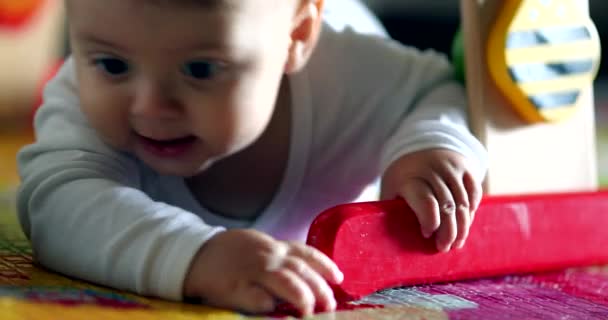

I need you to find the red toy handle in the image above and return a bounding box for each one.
[306,190,608,301]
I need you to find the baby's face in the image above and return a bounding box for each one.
[67,0,296,176]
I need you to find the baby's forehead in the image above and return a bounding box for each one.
[66,0,298,50]
[66,0,297,14]
[65,0,233,10]
[148,0,301,11]
[143,0,234,9]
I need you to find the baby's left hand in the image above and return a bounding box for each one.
[381,149,482,252]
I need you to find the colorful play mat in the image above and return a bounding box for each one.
[1,186,608,320]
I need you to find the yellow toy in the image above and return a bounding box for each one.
[487,0,601,123]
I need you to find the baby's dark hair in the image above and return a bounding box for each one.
[146,0,231,9]
[65,0,230,11]
[148,0,301,9]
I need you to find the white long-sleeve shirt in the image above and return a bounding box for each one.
[17,0,487,302]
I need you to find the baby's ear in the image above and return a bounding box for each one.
[284,0,324,74]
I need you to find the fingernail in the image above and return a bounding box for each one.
[437,241,449,253]
[336,270,344,283]
[328,298,337,310]
[454,240,465,250]
[305,306,314,316]
[422,231,432,238]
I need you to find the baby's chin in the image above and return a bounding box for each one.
[195,158,219,174]
[136,155,213,177]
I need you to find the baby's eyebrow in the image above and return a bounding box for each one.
[74,31,232,55]
[146,0,235,10]
[74,33,130,52]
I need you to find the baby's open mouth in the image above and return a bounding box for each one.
[138,135,197,157]
[141,135,197,146]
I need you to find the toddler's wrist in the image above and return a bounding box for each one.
[182,231,224,298]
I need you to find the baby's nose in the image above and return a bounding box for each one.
[131,80,181,119]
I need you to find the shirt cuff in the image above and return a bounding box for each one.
[153,224,226,301]
[380,120,488,183]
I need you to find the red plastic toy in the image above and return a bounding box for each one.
[306,190,608,301]
[0,0,45,29]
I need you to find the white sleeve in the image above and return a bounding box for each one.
[348,31,487,181]
[307,27,488,186]
[16,58,224,301]
[377,52,489,183]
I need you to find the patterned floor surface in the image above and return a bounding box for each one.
[2,188,608,320]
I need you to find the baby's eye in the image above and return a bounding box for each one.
[181,61,221,80]
[93,57,130,76]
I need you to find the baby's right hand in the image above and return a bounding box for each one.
[183,229,344,316]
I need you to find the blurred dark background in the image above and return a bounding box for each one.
[363,0,607,77]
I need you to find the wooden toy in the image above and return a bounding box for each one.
[307,191,608,301]
[461,0,600,195]
[487,0,601,123]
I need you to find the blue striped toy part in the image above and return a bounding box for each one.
[487,0,601,123]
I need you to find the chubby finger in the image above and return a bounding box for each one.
[283,256,336,312]
[441,171,472,249]
[203,283,275,314]
[427,172,457,216]
[400,178,440,238]
[434,207,457,252]
[441,167,470,212]
[230,285,276,314]
[288,243,344,285]
[463,171,482,220]
[426,173,461,251]
[452,202,471,250]
[261,268,315,316]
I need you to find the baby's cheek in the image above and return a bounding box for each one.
[81,103,131,150]
[212,110,266,154]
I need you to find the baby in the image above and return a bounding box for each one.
[17,0,487,316]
